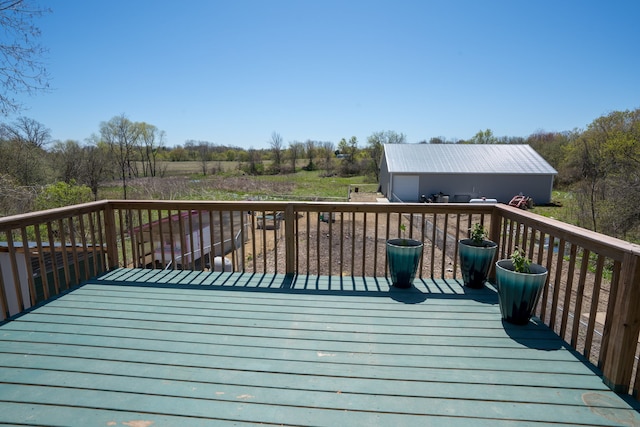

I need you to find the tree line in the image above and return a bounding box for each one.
[0,109,639,241]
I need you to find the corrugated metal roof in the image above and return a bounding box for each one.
[383,144,557,175]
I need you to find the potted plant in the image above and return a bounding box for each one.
[386,224,423,289]
[495,248,549,325]
[458,223,498,288]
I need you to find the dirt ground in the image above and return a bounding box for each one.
[242,190,459,279]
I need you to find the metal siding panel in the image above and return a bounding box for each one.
[382,144,557,175]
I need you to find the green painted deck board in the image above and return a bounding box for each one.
[0,330,589,375]
[1,342,604,391]
[4,318,577,360]
[0,358,610,406]
[19,305,550,338]
[1,268,639,426]
[10,313,563,352]
[0,372,634,426]
[0,403,599,427]
[39,294,504,319]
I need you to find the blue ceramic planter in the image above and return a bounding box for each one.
[386,238,423,288]
[458,239,497,288]
[495,259,548,325]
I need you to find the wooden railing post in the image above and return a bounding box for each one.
[103,203,120,269]
[602,250,640,393]
[488,206,503,281]
[0,258,8,320]
[284,204,296,275]
[489,206,502,249]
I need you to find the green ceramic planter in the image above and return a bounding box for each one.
[386,238,423,289]
[458,239,498,288]
[495,259,548,325]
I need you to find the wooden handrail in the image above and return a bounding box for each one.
[495,204,640,261]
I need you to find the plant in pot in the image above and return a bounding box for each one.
[458,223,498,288]
[386,224,423,289]
[495,248,549,325]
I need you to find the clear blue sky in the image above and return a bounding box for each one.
[9,0,640,149]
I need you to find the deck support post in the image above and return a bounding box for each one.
[284,204,295,276]
[104,203,119,269]
[3,233,23,315]
[488,207,502,282]
[602,251,640,394]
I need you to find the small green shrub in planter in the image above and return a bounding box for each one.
[510,247,531,273]
[495,248,548,325]
[470,223,488,246]
[386,224,423,289]
[458,223,497,288]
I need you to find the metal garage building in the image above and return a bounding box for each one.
[379,144,557,204]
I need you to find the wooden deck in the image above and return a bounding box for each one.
[1,268,639,426]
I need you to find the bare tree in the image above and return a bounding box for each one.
[305,139,316,170]
[197,141,213,175]
[51,139,84,183]
[0,116,50,184]
[1,115,50,147]
[138,123,165,177]
[270,132,283,173]
[246,147,262,175]
[288,141,304,172]
[319,141,335,175]
[100,114,141,199]
[0,0,51,115]
[82,136,111,201]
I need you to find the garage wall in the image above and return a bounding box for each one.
[416,174,554,204]
[382,170,555,204]
[379,156,390,197]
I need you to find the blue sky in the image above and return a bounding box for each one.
[8,0,640,148]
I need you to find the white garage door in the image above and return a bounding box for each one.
[392,175,419,202]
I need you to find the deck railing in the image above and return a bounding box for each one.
[1,200,640,397]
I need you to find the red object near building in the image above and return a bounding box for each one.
[509,195,532,209]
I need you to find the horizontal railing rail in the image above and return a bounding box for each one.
[1,199,639,398]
